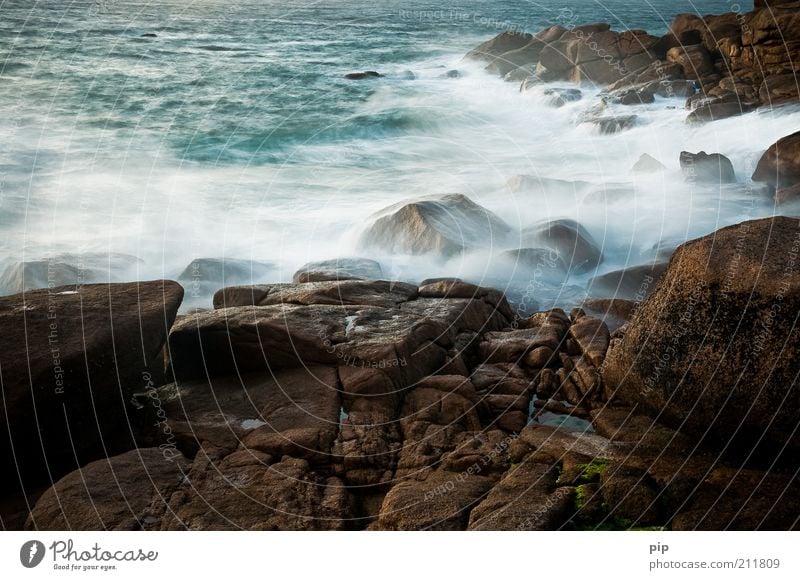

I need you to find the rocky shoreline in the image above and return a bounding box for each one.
[2,5,800,531]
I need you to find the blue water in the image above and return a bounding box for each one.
[3,0,794,307]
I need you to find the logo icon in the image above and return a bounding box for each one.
[20,540,45,568]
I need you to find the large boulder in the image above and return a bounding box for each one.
[177,257,275,288]
[26,448,189,530]
[358,194,512,257]
[521,219,603,274]
[603,217,800,460]
[0,281,184,493]
[752,131,800,191]
[464,31,535,63]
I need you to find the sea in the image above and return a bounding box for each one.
[1,0,798,309]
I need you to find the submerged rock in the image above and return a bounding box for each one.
[542,87,582,107]
[177,257,275,287]
[587,261,668,300]
[632,153,667,173]
[292,257,383,283]
[344,71,383,80]
[358,193,512,257]
[679,150,737,183]
[521,219,603,274]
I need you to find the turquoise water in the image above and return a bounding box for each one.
[3,0,794,305]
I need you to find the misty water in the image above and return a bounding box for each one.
[2,0,798,310]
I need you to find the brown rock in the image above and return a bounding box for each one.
[26,448,189,530]
[603,217,800,459]
[0,281,183,492]
[752,130,800,190]
[587,261,668,300]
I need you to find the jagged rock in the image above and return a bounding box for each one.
[586,114,638,134]
[464,31,535,63]
[603,217,800,460]
[679,150,737,183]
[666,44,715,80]
[358,194,512,257]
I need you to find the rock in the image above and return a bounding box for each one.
[752,131,800,190]
[464,31,535,63]
[468,462,574,530]
[213,279,418,309]
[496,248,569,283]
[162,452,350,530]
[686,99,753,123]
[26,448,189,530]
[679,151,737,183]
[140,32,157,38]
[485,40,546,77]
[373,470,495,530]
[614,87,655,105]
[666,44,715,80]
[587,261,668,300]
[292,257,383,283]
[603,217,800,460]
[581,298,636,332]
[521,219,603,274]
[542,87,582,107]
[568,316,610,367]
[759,73,800,106]
[0,281,183,494]
[440,69,462,79]
[632,153,667,173]
[776,183,800,205]
[177,257,275,288]
[358,194,512,257]
[344,71,382,80]
[586,114,638,134]
[172,281,509,381]
[0,253,141,295]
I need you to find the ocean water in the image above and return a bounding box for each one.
[1,0,797,308]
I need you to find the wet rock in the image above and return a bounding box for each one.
[177,257,275,288]
[752,130,800,190]
[632,153,667,173]
[344,71,383,80]
[542,87,582,107]
[292,257,383,283]
[213,279,418,309]
[679,150,737,183]
[0,253,141,295]
[587,261,668,300]
[521,219,603,274]
[569,316,610,368]
[358,194,512,257]
[666,44,715,80]
[587,114,638,134]
[496,248,568,283]
[464,31,535,63]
